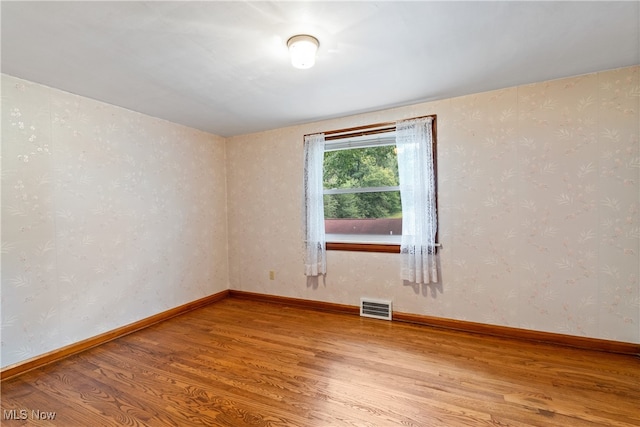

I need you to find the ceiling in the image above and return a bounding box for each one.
[2,1,639,137]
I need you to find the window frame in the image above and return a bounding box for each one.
[311,115,438,253]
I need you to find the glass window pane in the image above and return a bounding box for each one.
[324,191,402,235]
[323,145,398,190]
[325,217,402,236]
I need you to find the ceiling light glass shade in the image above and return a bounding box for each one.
[287,35,319,69]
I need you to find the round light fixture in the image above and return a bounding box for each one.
[287,34,319,69]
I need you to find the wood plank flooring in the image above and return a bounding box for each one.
[1,297,639,426]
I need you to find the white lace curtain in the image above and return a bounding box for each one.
[303,133,326,276]
[396,117,438,284]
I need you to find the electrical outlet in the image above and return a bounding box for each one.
[269,270,275,280]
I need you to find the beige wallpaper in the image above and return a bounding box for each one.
[1,74,229,368]
[226,66,640,344]
[2,66,638,371]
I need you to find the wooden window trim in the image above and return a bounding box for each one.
[309,114,437,254]
[305,114,436,141]
[326,242,400,253]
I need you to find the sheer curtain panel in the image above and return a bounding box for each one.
[396,117,438,284]
[303,133,327,276]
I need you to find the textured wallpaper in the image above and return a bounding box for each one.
[1,75,229,368]
[227,66,639,344]
[2,66,638,371]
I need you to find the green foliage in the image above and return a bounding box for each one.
[323,146,401,219]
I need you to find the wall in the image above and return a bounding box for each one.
[1,74,229,368]
[2,66,638,370]
[226,66,640,344]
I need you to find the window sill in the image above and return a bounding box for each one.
[326,242,400,253]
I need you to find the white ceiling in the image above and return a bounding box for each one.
[2,1,639,137]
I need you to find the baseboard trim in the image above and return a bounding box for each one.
[393,312,640,356]
[230,290,640,356]
[229,290,360,315]
[1,290,229,381]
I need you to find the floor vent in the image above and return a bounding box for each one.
[360,298,392,321]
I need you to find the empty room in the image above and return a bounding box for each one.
[1,1,639,426]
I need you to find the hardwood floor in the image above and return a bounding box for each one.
[1,298,639,426]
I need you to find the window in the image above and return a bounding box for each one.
[323,131,402,247]
[318,116,438,253]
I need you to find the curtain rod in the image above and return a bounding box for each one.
[305,114,436,141]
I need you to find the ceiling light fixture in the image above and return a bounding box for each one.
[287,34,319,69]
